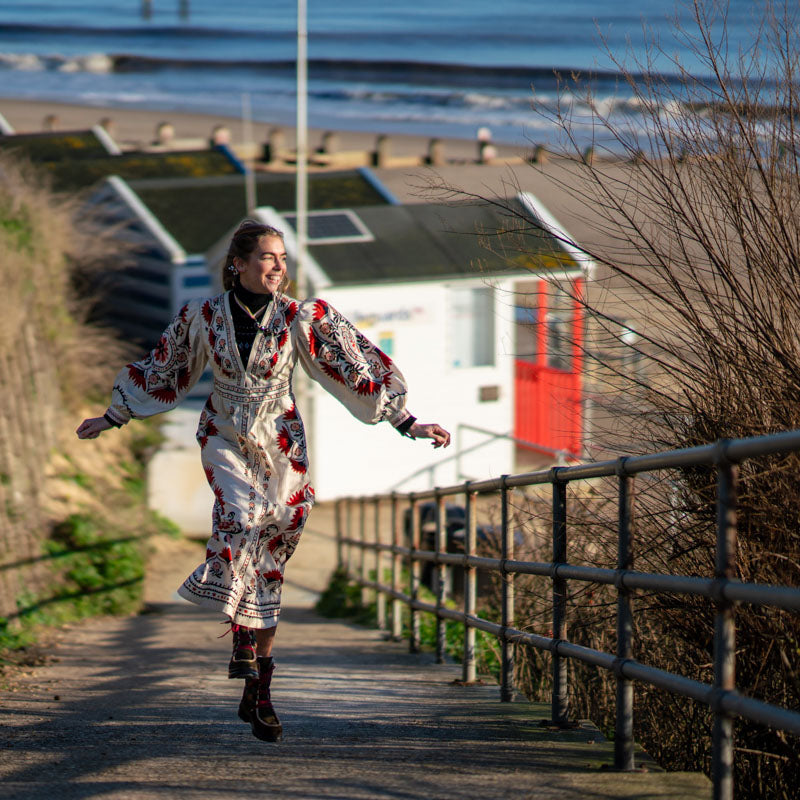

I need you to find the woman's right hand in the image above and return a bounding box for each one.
[76,416,113,440]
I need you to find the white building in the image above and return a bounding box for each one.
[245,199,584,499]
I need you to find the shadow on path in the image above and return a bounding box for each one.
[0,573,710,799]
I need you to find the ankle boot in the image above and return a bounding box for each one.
[250,655,282,742]
[238,677,257,723]
[228,624,258,679]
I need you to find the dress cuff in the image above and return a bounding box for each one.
[103,410,125,428]
[394,414,417,438]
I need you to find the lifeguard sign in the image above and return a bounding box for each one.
[515,277,584,459]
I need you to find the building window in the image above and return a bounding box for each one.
[546,313,571,370]
[546,287,573,371]
[451,287,495,368]
[515,305,538,362]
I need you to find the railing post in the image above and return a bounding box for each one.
[552,470,569,724]
[409,494,421,653]
[335,498,343,570]
[463,486,477,683]
[375,497,386,631]
[501,477,515,701]
[435,490,447,663]
[615,459,635,770]
[359,497,368,607]
[391,493,402,640]
[712,452,738,800]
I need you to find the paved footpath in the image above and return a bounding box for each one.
[0,518,710,800]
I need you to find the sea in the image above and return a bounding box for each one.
[0,0,770,149]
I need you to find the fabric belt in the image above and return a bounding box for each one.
[213,378,292,404]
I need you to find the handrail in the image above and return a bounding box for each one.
[335,428,800,800]
[390,421,579,491]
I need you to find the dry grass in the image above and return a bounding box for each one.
[0,153,153,641]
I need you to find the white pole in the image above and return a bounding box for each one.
[242,92,256,214]
[295,0,311,447]
[296,0,308,300]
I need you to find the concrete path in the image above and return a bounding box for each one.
[0,519,710,800]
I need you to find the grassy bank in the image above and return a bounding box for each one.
[0,154,176,672]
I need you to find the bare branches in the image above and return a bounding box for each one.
[431,2,800,793]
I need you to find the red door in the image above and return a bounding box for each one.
[514,278,583,458]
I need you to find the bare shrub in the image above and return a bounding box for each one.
[425,2,800,795]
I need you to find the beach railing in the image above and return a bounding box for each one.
[335,430,800,800]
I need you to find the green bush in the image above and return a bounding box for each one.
[315,567,501,680]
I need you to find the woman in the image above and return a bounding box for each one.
[76,220,451,743]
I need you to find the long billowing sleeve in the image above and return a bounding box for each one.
[105,300,209,425]
[295,298,410,427]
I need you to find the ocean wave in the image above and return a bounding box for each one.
[311,86,532,112]
[0,48,643,90]
[0,52,113,73]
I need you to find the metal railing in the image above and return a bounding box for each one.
[335,430,800,800]
[390,422,578,491]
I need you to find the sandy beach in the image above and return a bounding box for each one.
[0,96,527,163]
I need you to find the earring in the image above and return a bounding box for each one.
[227,263,236,273]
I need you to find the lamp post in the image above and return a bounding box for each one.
[296,0,308,300]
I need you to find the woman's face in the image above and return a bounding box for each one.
[236,235,287,295]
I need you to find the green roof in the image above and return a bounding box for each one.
[50,150,238,191]
[306,202,579,284]
[0,130,110,162]
[129,171,389,253]
[0,130,241,190]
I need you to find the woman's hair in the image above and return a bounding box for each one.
[221,219,286,291]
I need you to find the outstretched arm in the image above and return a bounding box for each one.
[406,422,451,448]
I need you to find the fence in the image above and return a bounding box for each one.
[335,430,800,800]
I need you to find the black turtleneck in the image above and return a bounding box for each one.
[231,283,273,367]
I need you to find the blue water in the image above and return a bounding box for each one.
[0,0,769,146]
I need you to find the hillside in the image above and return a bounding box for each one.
[0,155,176,668]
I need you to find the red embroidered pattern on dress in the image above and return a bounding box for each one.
[306,299,395,397]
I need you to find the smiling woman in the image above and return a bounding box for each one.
[74,218,451,742]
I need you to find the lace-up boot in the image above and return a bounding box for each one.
[250,655,282,742]
[238,677,258,723]
[228,624,258,679]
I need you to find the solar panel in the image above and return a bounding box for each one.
[283,210,373,244]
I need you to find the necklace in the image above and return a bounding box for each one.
[233,293,271,335]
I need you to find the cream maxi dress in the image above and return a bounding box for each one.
[105,291,410,628]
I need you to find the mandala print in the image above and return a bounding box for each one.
[307,299,395,396]
[122,304,193,405]
[196,397,219,449]
[203,298,235,377]
[276,403,308,473]
[258,569,284,595]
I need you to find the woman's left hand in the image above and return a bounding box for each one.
[407,422,451,448]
